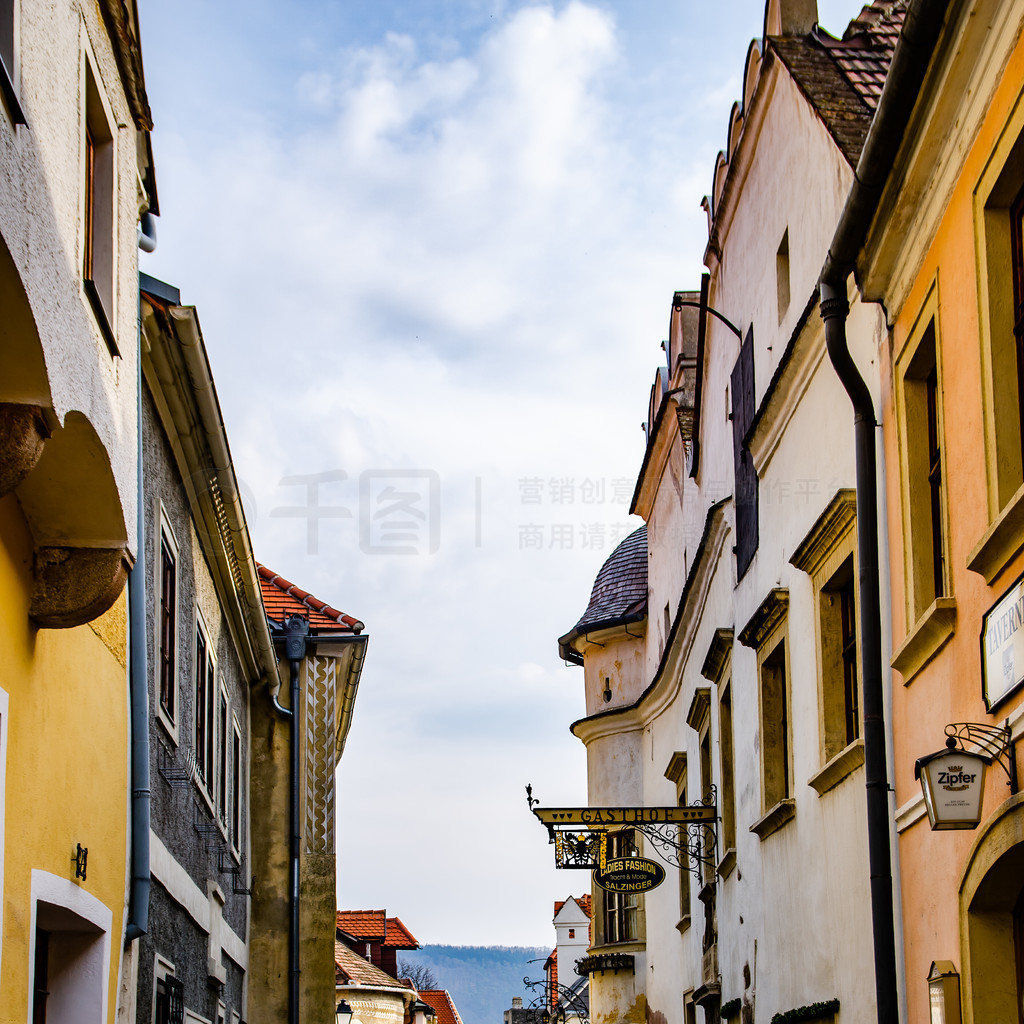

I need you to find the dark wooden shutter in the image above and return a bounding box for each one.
[731,327,758,578]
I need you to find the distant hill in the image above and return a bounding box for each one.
[399,945,550,1024]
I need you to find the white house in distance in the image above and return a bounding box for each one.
[557,2,901,1023]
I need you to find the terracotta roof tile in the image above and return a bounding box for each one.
[554,895,592,920]
[384,916,420,949]
[419,991,465,1024]
[258,564,364,633]
[337,910,386,941]
[335,941,407,989]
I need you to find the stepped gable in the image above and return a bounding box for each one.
[258,564,364,633]
[770,0,908,167]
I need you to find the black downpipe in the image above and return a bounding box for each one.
[283,615,309,1024]
[818,2,950,1022]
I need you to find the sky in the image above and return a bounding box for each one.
[137,0,870,947]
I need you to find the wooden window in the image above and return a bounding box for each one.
[194,623,216,793]
[158,534,176,724]
[82,61,117,354]
[761,639,790,807]
[0,0,13,81]
[603,830,638,943]
[731,327,758,578]
[902,319,948,618]
[217,687,228,825]
[718,681,736,853]
[819,555,861,758]
[776,229,790,323]
[677,774,691,926]
[155,958,183,1024]
[231,719,242,855]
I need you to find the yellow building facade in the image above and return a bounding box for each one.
[0,1,154,1020]
[849,3,1024,1020]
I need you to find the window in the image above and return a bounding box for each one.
[231,718,242,855]
[740,589,794,839]
[664,752,690,929]
[217,686,228,826]
[603,830,638,944]
[732,327,758,578]
[156,514,179,737]
[194,622,216,794]
[154,957,183,1024]
[971,109,1024,581]
[791,490,866,791]
[33,927,48,1024]
[701,629,736,865]
[0,0,24,126]
[82,60,117,354]
[776,229,790,323]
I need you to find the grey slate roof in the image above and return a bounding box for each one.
[770,0,907,167]
[558,525,648,664]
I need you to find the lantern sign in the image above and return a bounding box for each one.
[915,739,990,831]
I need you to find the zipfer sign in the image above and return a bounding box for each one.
[595,856,666,893]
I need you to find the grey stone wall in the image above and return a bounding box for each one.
[137,380,253,1019]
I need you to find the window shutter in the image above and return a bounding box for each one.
[731,327,758,577]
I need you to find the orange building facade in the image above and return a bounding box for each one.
[853,4,1024,1020]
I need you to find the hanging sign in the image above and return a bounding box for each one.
[915,744,989,831]
[981,572,1024,709]
[594,856,665,893]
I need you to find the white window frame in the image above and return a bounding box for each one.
[152,953,175,1024]
[230,714,243,860]
[217,681,229,834]
[193,613,217,813]
[155,506,180,743]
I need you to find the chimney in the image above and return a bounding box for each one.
[764,0,818,36]
[512,998,523,1008]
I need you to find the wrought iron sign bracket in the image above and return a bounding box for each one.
[945,721,1018,794]
[525,785,719,879]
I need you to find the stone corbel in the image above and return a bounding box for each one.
[30,545,132,629]
[0,403,49,497]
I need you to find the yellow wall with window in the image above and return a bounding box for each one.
[0,493,128,1024]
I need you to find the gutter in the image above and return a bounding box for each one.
[167,306,281,696]
[125,276,151,942]
[817,3,951,1022]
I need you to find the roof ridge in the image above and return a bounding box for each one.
[258,563,365,632]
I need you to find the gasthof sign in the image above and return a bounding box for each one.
[981,572,1024,709]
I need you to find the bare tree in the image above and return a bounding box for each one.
[399,959,439,991]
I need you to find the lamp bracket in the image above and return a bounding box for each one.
[945,721,1018,794]
[523,975,590,1024]
[525,785,718,879]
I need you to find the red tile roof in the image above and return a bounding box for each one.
[336,910,419,949]
[385,916,420,949]
[337,910,386,941]
[419,991,465,1024]
[258,564,364,633]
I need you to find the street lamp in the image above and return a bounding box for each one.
[336,1000,354,1024]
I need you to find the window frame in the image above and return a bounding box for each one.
[790,491,867,794]
[81,53,118,356]
[193,615,217,809]
[740,589,795,840]
[155,507,179,743]
[0,0,24,126]
[664,752,691,932]
[230,715,242,859]
[971,91,1024,581]
[602,829,639,945]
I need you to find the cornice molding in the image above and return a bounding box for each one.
[790,489,857,575]
[700,628,734,682]
[738,588,789,649]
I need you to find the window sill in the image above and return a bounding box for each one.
[83,277,119,357]
[808,738,864,796]
[156,707,179,747]
[890,597,956,682]
[717,848,737,880]
[749,798,795,840]
[676,914,691,934]
[968,480,1024,584]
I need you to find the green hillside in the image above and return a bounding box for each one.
[399,945,551,1024]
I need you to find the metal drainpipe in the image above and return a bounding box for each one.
[283,614,309,1024]
[818,2,949,1020]
[126,255,154,942]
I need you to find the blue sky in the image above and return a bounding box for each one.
[138,0,869,946]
